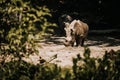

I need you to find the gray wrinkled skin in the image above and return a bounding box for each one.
[64,20,89,47]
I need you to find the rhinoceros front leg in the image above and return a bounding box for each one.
[75,35,80,47]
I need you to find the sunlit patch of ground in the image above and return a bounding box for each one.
[23,35,120,67]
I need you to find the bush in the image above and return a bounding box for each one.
[72,48,120,80]
[0,48,120,80]
[0,0,56,61]
[0,60,62,80]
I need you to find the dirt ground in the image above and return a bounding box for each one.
[24,35,120,68]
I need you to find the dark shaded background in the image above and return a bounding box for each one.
[34,0,120,34]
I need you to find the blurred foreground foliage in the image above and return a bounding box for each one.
[0,0,56,60]
[0,48,120,80]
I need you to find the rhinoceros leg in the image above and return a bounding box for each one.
[75,35,80,47]
[81,38,85,46]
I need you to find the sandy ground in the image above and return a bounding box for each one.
[24,35,120,68]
